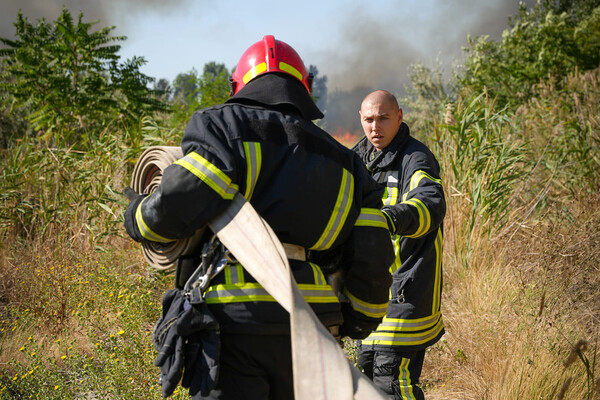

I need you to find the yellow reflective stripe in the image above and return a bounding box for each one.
[135,197,173,243]
[409,170,441,191]
[402,198,430,238]
[243,142,261,201]
[174,152,239,200]
[204,282,339,304]
[242,62,267,84]
[399,357,417,399]
[354,208,388,229]
[377,312,442,332]
[310,169,354,250]
[343,288,388,318]
[224,264,244,285]
[389,234,402,274]
[309,262,326,286]
[361,317,444,346]
[383,186,399,206]
[279,61,303,81]
[432,229,443,313]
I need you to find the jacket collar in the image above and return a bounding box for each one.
[354,122,411,172]
[226,73,324,120]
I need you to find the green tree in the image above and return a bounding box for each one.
[197,61,230,106]
[309,64,328,111]
[172,69,199,105]
[0,7,167,147]
[458,1,600,109]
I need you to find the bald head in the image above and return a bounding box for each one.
[361,90,399,112]
[359,90,403,151]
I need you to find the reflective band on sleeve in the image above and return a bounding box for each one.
[204,282,339,304]
[243,142,262,201]
[243,62,267,84]
[354,208,388,229]
[343,288,389,319]
[278,62,303,81]
[409,170,441,191]
[135,197,174,243]
[174,152,239,200]
[402,198,431,238]
[310,169,354,250]
[361,315,444,346]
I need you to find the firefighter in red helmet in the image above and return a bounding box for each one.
[124,35,394,399]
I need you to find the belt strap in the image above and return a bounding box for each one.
[282,243,306,261]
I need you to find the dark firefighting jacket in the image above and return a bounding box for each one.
[353,122,446,351]
[128,74,394,337]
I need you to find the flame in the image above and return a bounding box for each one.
[331,127,361,148]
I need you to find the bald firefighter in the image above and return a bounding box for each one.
[124,36,394,399]
[353,90,446,400]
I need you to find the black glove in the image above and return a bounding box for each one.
[153,289,187,397]
[339,303,380,340]
[178,301,220,398]
[381,207,397,234]
[123,187,147,242]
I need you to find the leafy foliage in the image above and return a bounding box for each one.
[0,7,167,148]
[458,1,600,108]
[169,62,230,130]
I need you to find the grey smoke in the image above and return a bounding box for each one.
[1,0,192,40]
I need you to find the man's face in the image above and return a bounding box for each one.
[359,98,403,151]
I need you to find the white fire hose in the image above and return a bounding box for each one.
[131,146,386,399]
[130,146,204,271]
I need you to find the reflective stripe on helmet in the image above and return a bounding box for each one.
[279,61,303,82]
[242,62,267,84]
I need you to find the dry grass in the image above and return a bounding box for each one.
[421,189,599,400]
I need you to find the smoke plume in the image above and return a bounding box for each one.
[1,0,191,40]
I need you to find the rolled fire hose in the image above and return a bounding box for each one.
[131,146,204,271]
[132,146,386,399]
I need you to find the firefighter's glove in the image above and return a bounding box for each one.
[381,207,397,234]
[123,187,147,242]
[339,303,380,340]
[153,289,186,397]
[177,301,220,398]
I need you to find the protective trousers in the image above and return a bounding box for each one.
[195,333,294,400]
[357,343,426,400]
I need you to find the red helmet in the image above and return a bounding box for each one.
[230,35,313,95]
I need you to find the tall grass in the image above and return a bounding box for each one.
[421,68,600,399]
[1,68,599,398]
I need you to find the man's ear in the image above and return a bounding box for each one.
[398,108,403,124]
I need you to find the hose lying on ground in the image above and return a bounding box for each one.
[130,146,204,271]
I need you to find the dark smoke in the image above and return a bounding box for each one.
[319,0,537,136]
[0,0,191,40]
